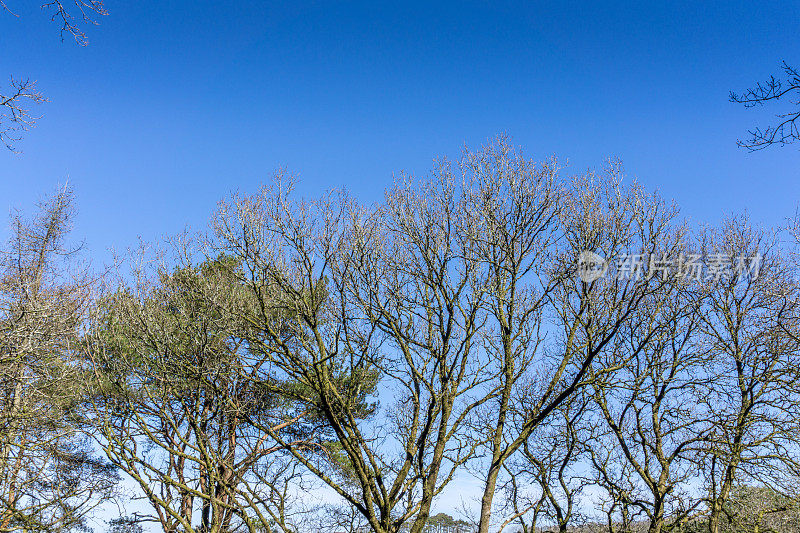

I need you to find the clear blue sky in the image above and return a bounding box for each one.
[2,1,799,261]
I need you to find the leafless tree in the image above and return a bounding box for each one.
[0,185,117,531]
[695,217,800,533]
[211,169,496,533]
[588,276,710,533]
[472,155,688,533]
[208,139,702,533]
[579,216,800,533]
[457,139,564,533]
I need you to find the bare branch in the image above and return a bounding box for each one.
[40,0,108,45]
[731,61,800,151]
[0,78,46,153]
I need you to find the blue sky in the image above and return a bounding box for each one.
[1,1,799,262]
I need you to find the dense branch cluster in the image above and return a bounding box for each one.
[2,139,800,533]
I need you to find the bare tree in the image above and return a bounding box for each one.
[588,277,710,533]
[211,170,496,533]
[208,140,699,533]
[457,139,564,533]
[0,186,117,531]
[473,157,687,533]
[580,216,800,533]
[696,217,800,533]
[731,61,800,150]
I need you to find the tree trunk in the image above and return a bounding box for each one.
[477,460,502,533]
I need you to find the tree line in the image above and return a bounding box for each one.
[2,138,800,533]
